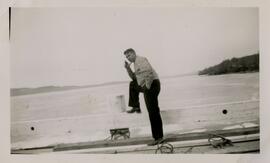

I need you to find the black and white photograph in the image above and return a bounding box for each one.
[9,7,259,154]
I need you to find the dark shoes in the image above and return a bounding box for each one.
[127,107,141,113]
[147,138,165,146]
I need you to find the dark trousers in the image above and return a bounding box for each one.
[129,79,164,140]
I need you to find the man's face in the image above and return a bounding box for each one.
[125,52,136,63]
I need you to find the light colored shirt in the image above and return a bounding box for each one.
[134,55,159,89]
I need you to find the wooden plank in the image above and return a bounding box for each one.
[53,126,259,152]
[113,140,259,154]
[55,133,259,154]
[66,140,259,154]
[11,132,259,154]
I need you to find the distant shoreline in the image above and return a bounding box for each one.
[10,72,259,97]
[10,72,197,96]
[10,81,129,97]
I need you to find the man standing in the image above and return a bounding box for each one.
[123,48,164,146]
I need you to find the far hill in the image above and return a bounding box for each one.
[10,81,128,97]
[199,53,259,75]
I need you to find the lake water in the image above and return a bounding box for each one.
[11,73,259,122]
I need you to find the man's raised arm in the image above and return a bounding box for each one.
[125,61,136,80]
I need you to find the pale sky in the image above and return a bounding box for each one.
[10,7,259,88]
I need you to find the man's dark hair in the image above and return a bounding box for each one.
[124,48,136,55]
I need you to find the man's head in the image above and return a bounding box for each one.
[124,48,136,63]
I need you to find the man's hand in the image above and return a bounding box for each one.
[145,83,151,90]
[124,61,130,69]
[124,61,136,80]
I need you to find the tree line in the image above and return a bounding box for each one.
[199,53,259,75]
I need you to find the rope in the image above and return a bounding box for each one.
[207,133,233,148]
[155,141,174,154]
